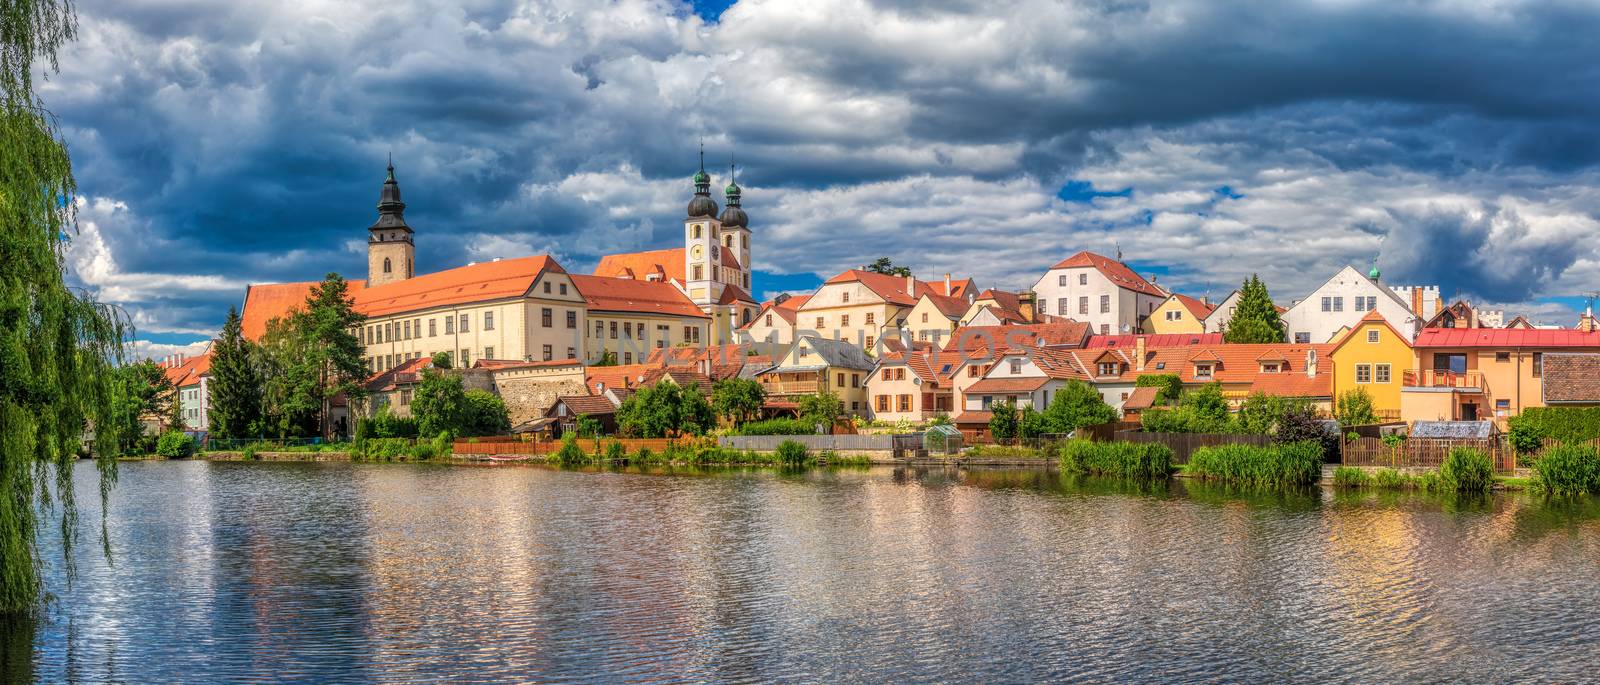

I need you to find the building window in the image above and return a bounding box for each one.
[560,283,568,295]
[842,292,850,304]
[865,313,875,325]
[540,308,552,328]
[1098,362,1119,376]
[429,319,437,337]
[1058,299,1068,315]
[815,316,825,329]
[400,390,412,406]
[865,335,875,350]
[851,374,860,388]
[1366,297,1376,311]
[691,224,702,239]
[1100,294,1110,313]
[837,373,845,388]
[1356,364,1372,383]
[1261,363,1280,373]
[1195,364,1213,379]
[1533,352,1543,377]
[623,322,633,339]
[692,265,704,280]
[1496,351,1510,362]
[543,282,551,294]
[1100,324,1109,335]
[1368,330,1380,343]
[1078,297,1089,315]
[1376,364,1391,383]
[594,321,604,338]
[1332,297,1344,312]
[877,395,889,412]
[459,349,470,366]
[1079,274,1088,286]
[1058,275,1067,287]
[1355,297,1365,312]
[1321,296,1331,312]
[459,314,469,332]
[567,311,577,329]
[609,321,618,339]
[765,314,773,326]
[484,346,495,360]
[1294,332,1310,344]
[383,257,392,274]
[1010,359,1022,374]
[486,312,495,331]
[542,345,552,361]
[567,347,577,359]
[898,394,911,412]
[921,312,929,323]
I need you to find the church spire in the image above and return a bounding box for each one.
[686,142,718,217]
[369,158,410,233]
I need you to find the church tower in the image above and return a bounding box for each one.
[367,159,414,288]
[718,161,752,293]
[683,147,722,307]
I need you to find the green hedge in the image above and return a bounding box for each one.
[1533,444,1600,496]
[736,418,819,436]
[155,431,195,459]
[1058,440,1172,479]
[1188,441,1323,486]
[1508,407,1600,453]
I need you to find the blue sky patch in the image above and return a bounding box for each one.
[1057,180,1132,204]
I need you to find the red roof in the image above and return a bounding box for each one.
[584,363,662,395]
[1146,343,1335,397]
[1083,333,1223,349]
[162,352,213,387]
[1048,251,1167,297]
[594,246,742,282]
[1171,293,1217,319]
[365,356,431,392]
[1542,354,1600,403]
[569,274,709,318]
[241,281,366,341]
[744,295,811,330]
[352,255,562,317]
[823,269,975,307]
[474,359,583,371]
[1413,328,1600,348]
[965,377,1049,394]
[549,395,620,416]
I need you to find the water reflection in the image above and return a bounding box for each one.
[23,461,1600,683]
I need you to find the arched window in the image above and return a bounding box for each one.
[383,257,392,274]
[742,308,753,325]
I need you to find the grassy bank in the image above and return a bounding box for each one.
[1057,440,1172,479]
[1187,441,1323,487]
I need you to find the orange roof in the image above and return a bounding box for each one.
[941,321,1092,360]
[1145,344,1334,397]
[715,283,759,305]
[1083,333,1224,349]
[241,281,367,341]
[162,352,213,387]
[745,295,811,329]
[823,269,976,307]
[965,377,1049,394]
[364,356,431,392]
[569,274,708,318]
[583,363,663,395]
[352,255,563,317]
[594,246,742,282]
[1049,251,1166,297]
[1171,293,1217,319]
[875,350,943,387]
[920,292,971,319]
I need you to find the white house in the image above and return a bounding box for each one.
[1282,265,1419,344]
[1202,290,1242,334]
[1031,251,1168,336]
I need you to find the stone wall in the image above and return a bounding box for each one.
[494,375,589,426]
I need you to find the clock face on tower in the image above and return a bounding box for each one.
[690,244,703,260]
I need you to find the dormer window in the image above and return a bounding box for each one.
[1009,359,1023,374]
[1195,363,1214,379]
[1098,362,1120,376]
[1260,363,1281,374]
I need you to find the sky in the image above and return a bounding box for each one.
[46,0,1600,359]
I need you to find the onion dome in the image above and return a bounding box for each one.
[719,163,747,228]
[687,146,719,217]
[1368,257,1381,282]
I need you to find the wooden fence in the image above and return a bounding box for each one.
[1341,437,1518,472]
[451,437,706,456]
[1114,431,1275,464]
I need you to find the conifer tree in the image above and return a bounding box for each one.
[1224,275,1286,344]
[207,307,261,439]
[298,274,368,438]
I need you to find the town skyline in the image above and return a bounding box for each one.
[52,0,1600,360]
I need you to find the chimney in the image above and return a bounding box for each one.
[944,273,952,295]
[1411,288,1423,317]
[1019,291,1036,323]
[1306,348,1318,378]
[1135,335,1147,372]
[1201,295,1210,307]
[905,274,916,296]
[1468,305,1478,329]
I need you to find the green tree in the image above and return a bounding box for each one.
[1224,275,1285,344]
[207,307,262,439]
[430,351,452,369]
[864,257,913,277]
[615,381,715,437]
[1178,383,1233,433]
[412,370,467,438]
[0,0,133,615]
[575,414,602,439]
[1335,388,1378,427]
[988,400,1020,444]
[258,316,321,438]
[109,360,173,452]
[797,388,844,427]
[1042,380,1116,432]
[1236,392,1289,435]
[461,389,510,436]
[1018,405,1049,439]
[1134,373,1183,406]
[298,274,367,438]
[711,378,766,425]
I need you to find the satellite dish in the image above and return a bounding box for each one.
[913,377,922,386]
[1120,323,1131,333]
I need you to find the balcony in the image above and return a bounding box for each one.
[761,380,823,395]
[1403,370,1484,390]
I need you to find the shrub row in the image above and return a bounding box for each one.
[1533,444,1600,496]
[1508,407,1600,453]
[546,439,866,467]
[1057,440,1172,479]
[1187,441,1323,487]
[734,418,820,436]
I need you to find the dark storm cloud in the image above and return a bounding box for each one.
[50,0,1600,344]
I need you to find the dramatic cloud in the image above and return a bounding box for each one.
[51,0,1600,352]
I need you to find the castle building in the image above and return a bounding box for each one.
[594,151,760,344]
[367,159,414,287]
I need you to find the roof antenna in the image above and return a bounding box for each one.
[1115,241,1123,262]
[698,138,705,172]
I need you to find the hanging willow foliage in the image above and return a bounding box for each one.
[0,0,131,615]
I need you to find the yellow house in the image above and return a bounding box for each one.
[756,334,877,416]
[1328,311,1413,420]
[1144,293,1216,335]
[901,292,973,346]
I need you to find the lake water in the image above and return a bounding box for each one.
[12,460,1600,683]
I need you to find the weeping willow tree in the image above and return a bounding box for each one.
[0,0,130,616]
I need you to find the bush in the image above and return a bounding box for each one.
[155,431,196,458]
[737,418,819,436]
[407,443,437,460]
[1275,406,1337,460]
[1533,444,1600,496]
[461,390,511,436]
[1439,447,1494,493]
[1135,374,1183,406]
[432,431,452,458]
[1372,468,1411,489]
[553,433,588,465]
[988,401,1019,444]
[1188,441,1323,486]
[1331,466,1370,488]
[775,440,809,465]
[634,447,655,463]
[369,407,419,438]
[604,440,626,462]
[361,438,413,461]
[1058,440,1172,479]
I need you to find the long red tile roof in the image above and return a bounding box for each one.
[569,274,709,318]
[823,269,976,307]
[594,246,742,282]
[1414,327,1600,348]
[352,255,563,317]
[242,281,367,341]
[1082,333,1224,349]
[1049,251,1167,297]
